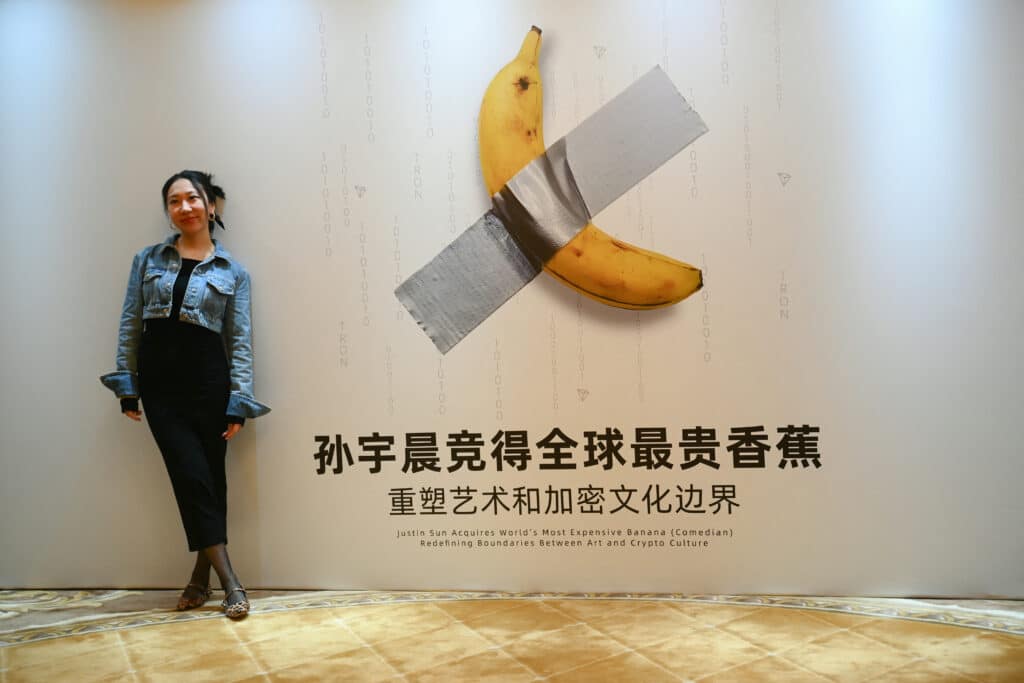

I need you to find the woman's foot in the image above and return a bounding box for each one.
[221,586,249,619]
[176,582,212,611]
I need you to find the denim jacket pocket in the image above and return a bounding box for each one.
[201,276,235,329]
[142,267,163,294]
[142,268,170,316]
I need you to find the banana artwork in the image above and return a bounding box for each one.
[479,26,703,310]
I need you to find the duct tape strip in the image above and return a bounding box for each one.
[492,137,591,265]
[566,66,708,216]
[395,212,540,354]
[396,66,708,354]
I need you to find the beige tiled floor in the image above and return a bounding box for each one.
[1,592,1023,681]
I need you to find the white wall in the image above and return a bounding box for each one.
[1,0,1021,596]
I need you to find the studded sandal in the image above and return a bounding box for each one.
[221,586,250,619]
[176,582,212,611]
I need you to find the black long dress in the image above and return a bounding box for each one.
[138,258,233,551]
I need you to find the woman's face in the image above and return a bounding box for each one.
[165,178,211,237]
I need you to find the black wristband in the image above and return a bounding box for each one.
[121,397,139,413]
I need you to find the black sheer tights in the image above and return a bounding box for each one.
[184,544,244,605]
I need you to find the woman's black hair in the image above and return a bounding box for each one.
[161,170,227,232]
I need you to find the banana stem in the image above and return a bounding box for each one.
[517,26,542,64]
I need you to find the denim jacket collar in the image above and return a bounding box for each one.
[155,234,234,265]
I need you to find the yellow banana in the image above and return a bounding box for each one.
[479,26,703,310]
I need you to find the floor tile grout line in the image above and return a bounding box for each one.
[560,607,699,680]
[450,616,568,651]
[226,617,269,679]
[235,610,372,679]
[684,616,782,658]
[113,628,139,682]
[525,643,652,682]
[382,618,545,679]
[845,617,981,659]
[393,638,543,681]
[770,623,925,678]
[680,616,862,682]
[473,619,623,680]
[892,655,987,683]
[435,597,529,622]
[496,644,545,681]
[686,607,779,632]
[470,612,572,680]
[615,646,688,682]
[335,601,460,650]
[452,599,596,648]
[491,601,605,656]
[643,659,688,682]
[3,632,130,675]
[802,609,872,629]
[541,598,651,622]
[775,622,879,659]
[922,658,989,683]
[539,601,585,623]
[852,655,909,683]
[542,622,673,680]
[766,652,847,683]
[494,617,596,654]
[729,623,854,661]
[713,608,850,652]
[544,598,647,626]
[337,613,410,681]
[661,623,780,680]
[327,614,408,680]
[920,655,998,683]
[578,616,698,651]
[691,656,826,683]
[771,628,935,683]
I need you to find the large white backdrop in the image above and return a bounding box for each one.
[2,1,1021,595]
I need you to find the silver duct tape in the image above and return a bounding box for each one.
[566,66,708,216]
[396,65,708,354]
[492,138,591,264]
[395,211,540,354]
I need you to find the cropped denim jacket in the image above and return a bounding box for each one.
[100,235,271,419]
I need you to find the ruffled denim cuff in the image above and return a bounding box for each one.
[227,392,271,419]
[100,371,139,399]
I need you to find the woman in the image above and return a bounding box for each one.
[101,170,270,619]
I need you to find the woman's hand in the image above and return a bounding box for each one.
[223,423,243,441]
[124,410,142,421]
